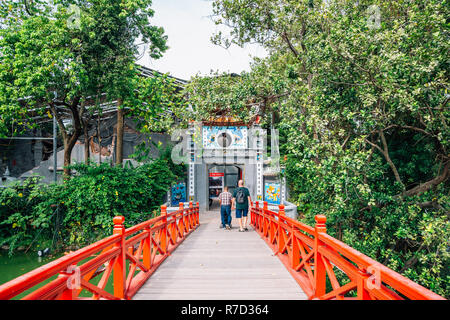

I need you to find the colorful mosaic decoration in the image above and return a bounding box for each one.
[171,183,187,206]
[202,126,247,149]
[264,182,281,205]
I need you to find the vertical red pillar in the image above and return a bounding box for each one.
[263,201,268,234]
[189,201,194,229]
[185,201,190,230]
[196,202,200,226]
[160,205,168,254]
[282,204,298,269]
[58,263,78,300]
[273,204,281,248]
[277,204,285,253]
[356,269,371,300]
[254,201,259,227]
[314,215,327,299]
[143,222,151,270]
[179,202,185,237]
[113,216,126,299]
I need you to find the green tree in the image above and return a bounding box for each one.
[0,0,168,175]
[186,0,449,297]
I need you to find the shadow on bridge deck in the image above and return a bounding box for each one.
[133,210,307,300]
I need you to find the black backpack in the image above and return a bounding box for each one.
[236,188,246,204]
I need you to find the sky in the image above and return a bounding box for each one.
[138,0,267,81]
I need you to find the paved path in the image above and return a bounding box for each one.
[133,210,307,300]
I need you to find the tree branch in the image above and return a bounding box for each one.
[365,130,405,188]
[379,130,404,188]
[402,161,449,197]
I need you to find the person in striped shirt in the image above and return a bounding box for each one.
[218,186,232,230]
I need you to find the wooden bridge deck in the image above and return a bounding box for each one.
[133,210,307,300]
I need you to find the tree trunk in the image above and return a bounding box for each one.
[50,98,82,178]
[115,99,124,166]
[63,134,80,177]
[63,143,72,177]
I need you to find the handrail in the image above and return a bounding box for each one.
[0,201,200,300]
[250,201,445,300]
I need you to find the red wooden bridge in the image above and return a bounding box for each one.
[0,201,445,300]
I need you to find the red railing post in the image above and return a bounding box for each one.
[279,204,285,216]
[314,215,327,298]
[272,204,281,245]
[356,268,372,300]
[143,222,151,270]
[189,201,194,229]
[196,202,200,226]
[58,263,78,300]
[263,201,268,234]
[185,202,190,230]
[277,203,285,254]
[254,201,259,228]
[179,202,185,237]
[113,216,126,299]
[183,202,189,231]
[160,205,168,254]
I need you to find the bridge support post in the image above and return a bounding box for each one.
[263,201,268,235]
[113,216,126,299]
[253,201,259,228]
[277,203,285,254]
[196,202,200,226]
[58,263,78,300]
[281,204,298,269]
[314,215,327,299]
[356,269,371,300]
[276,204,284,246]
[179,202,185,236]
[143,224,151,270]
[189,201,194,229]
[160,205,168,254]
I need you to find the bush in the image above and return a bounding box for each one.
[0,177,47,254]
[0,158,180,255]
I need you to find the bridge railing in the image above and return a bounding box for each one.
[250,201,445,300]
[0,201,200,300]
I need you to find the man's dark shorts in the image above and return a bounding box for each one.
[235,208,248,218]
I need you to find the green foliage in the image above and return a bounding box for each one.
[128,72,187,133]
[131,141,187,181]
[190,0,449,297]
[0,178,46,254]
[0,0,169,176]
[0,159,177,255]
[183,71,253,122]
[0,0,169,127]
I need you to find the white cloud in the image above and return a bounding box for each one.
[138,0,267,81]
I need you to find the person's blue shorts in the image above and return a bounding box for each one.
[235,208,248,218]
